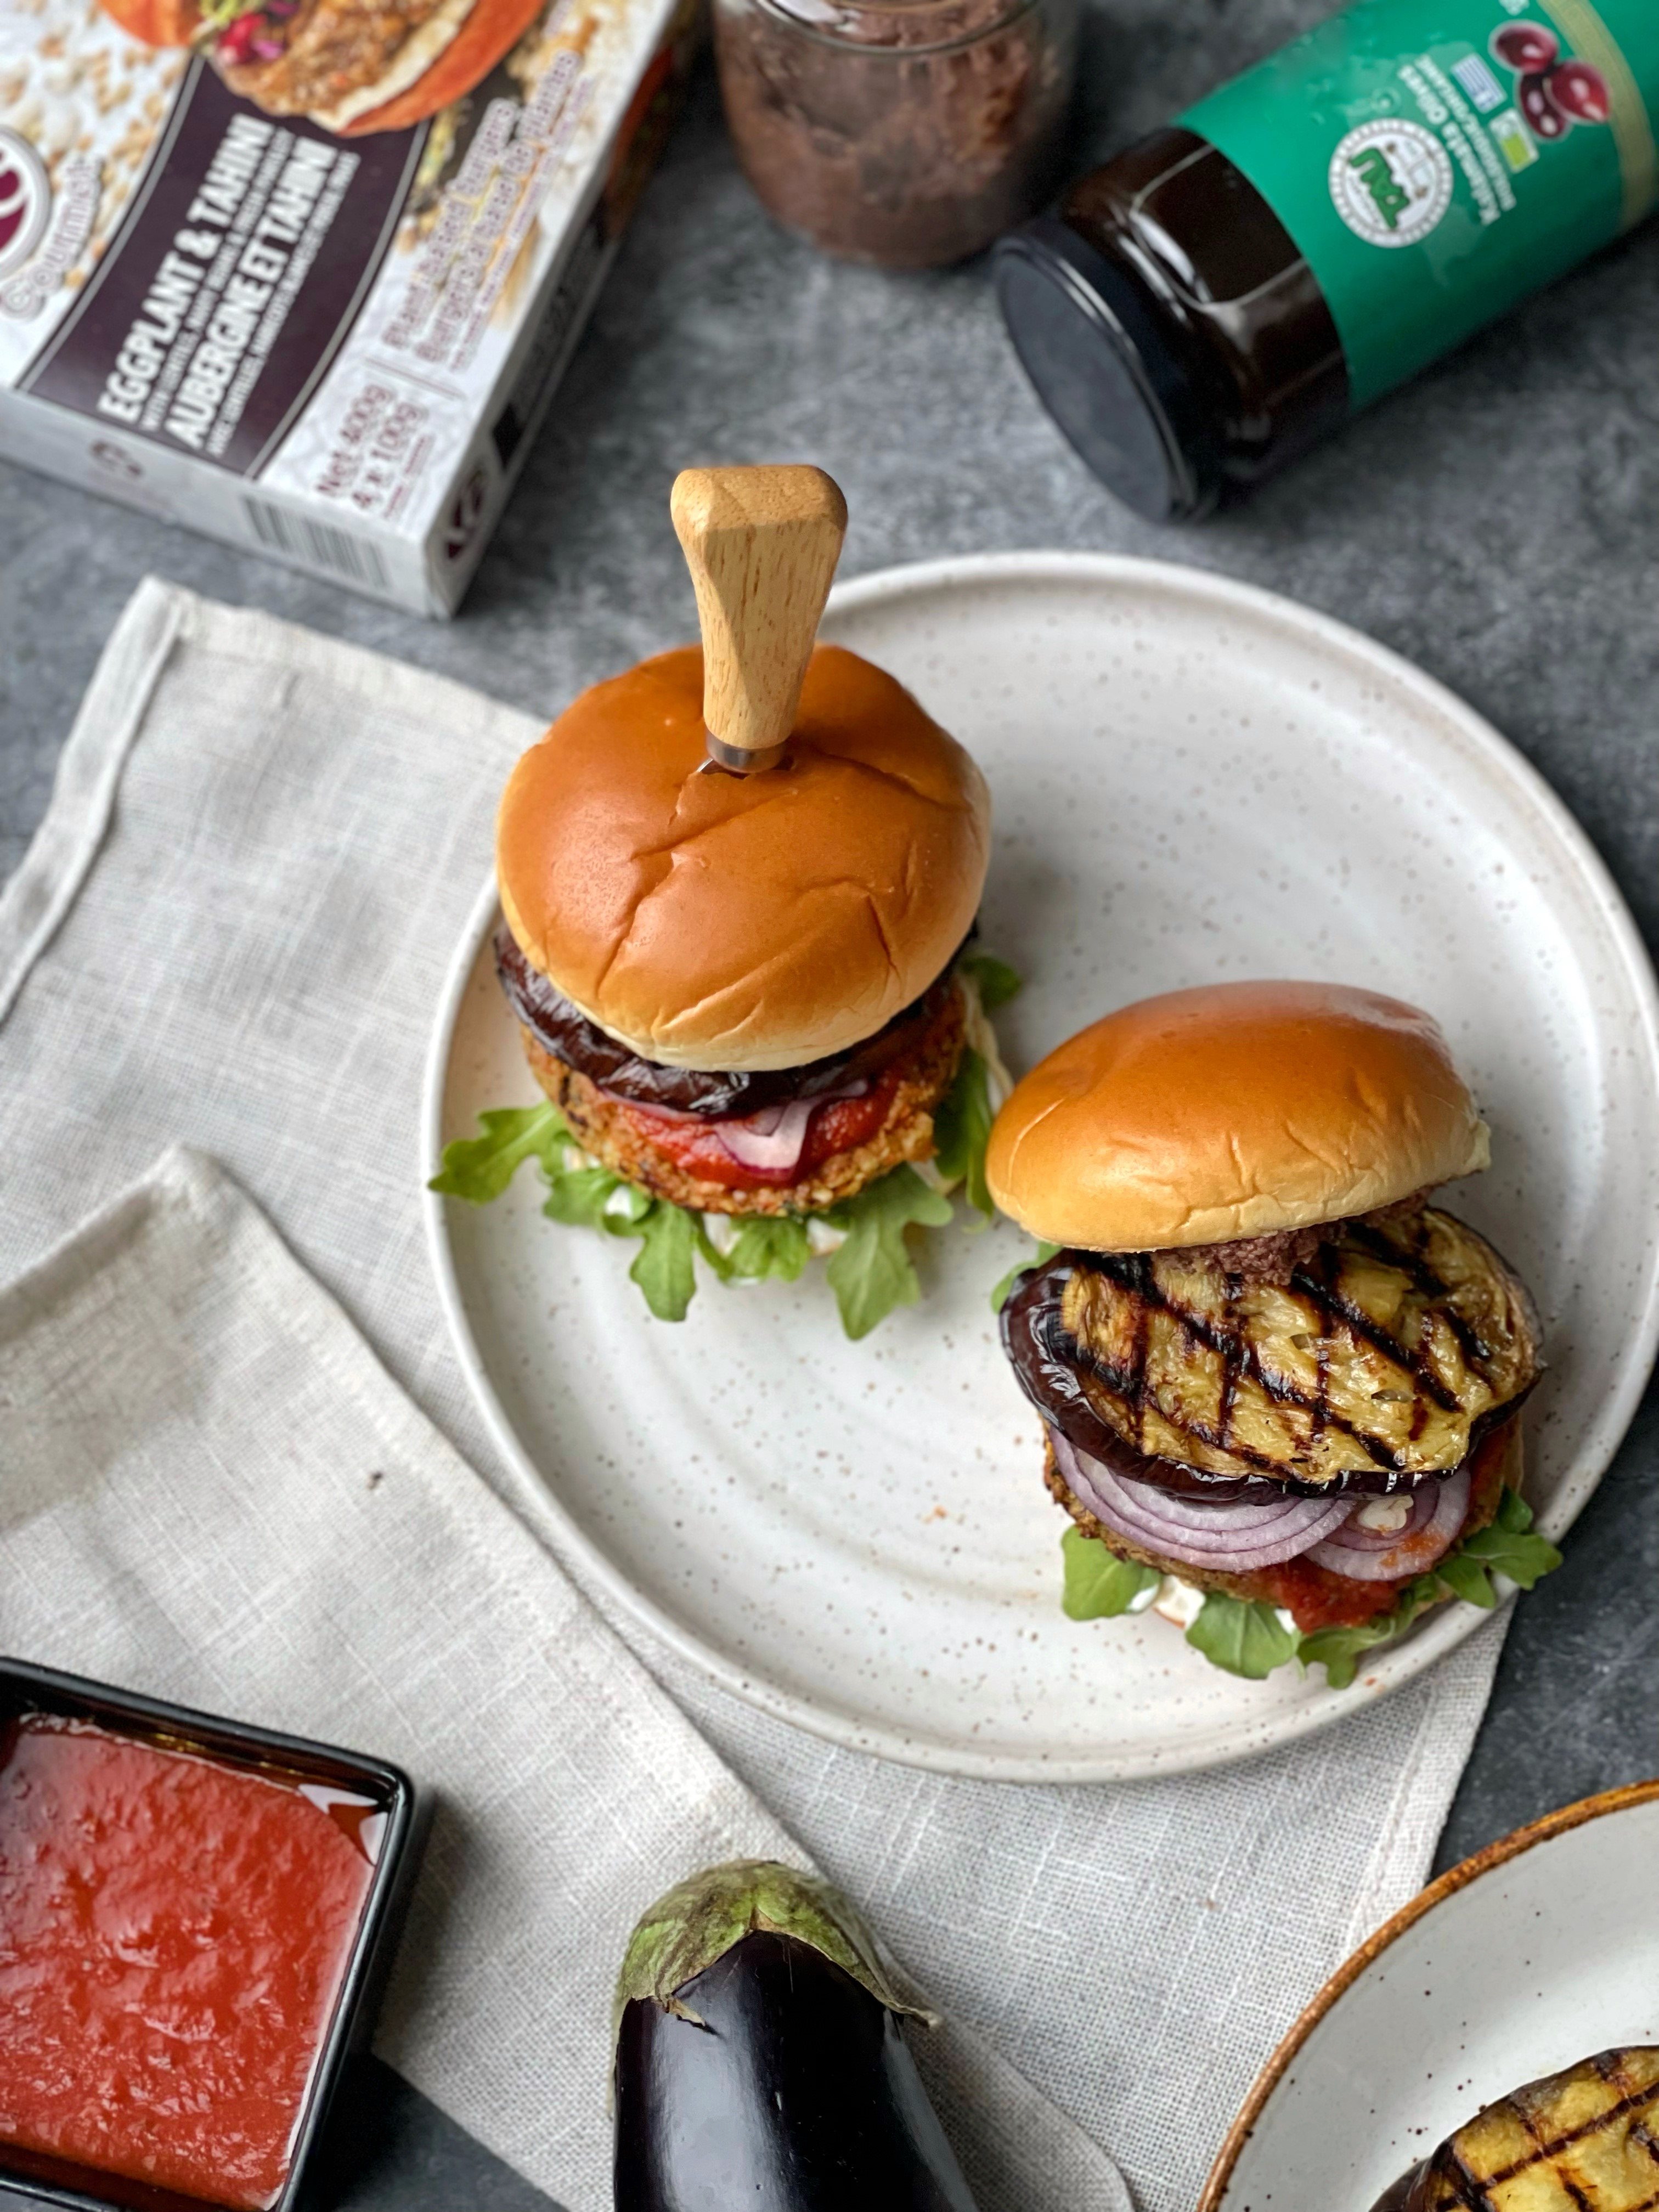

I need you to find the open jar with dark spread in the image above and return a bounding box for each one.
[713,0,1077,269]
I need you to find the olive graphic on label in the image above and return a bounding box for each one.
[1491,21,1558,74]
[1545,58,1611,125]
[1518,71,1568,138]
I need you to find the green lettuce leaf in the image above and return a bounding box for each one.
[1296,1579,1438,1691]
[428,1104,566,1202]
[724,1216,812,1283]
[432,1085,984,1335]
[932,1048,995,1220]
[1298,1491,1560,1685]
[543,1165,629,1230]
[197,0,267,28]
[822,1166,954,1341]
[1062,1487,1561,1689]
[1061,1526,1160,1620]
[991,1242,1060,1313]
[1454,1486,1562,1589]
[959,952,1022,1012]
[1433,1550,1502,1609]
[627,1201,702,1322]
[1186,1594,1299,1680]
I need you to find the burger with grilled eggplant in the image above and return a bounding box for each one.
[100,0,546,135]
[433,464,1012,1335]
[987,980,1559,1685]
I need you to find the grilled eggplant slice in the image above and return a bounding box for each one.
[1375,2046,1659,2211]
[1057,1206,1540,1492]
[613,1860,978,2212]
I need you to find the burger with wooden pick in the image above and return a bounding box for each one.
[435,465,1015,1333]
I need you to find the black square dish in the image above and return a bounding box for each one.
[0,1658,422,2212]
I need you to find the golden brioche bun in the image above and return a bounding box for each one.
[987,980,1489,1250]
[99,0,195,43]
[496,642,989,1073]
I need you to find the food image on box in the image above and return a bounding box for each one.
[0,0,698,612]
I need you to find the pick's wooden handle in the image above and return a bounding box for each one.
[670,465,848,768]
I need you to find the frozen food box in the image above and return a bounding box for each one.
[0,0,698,613]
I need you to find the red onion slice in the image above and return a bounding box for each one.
[1051,1430,1353,1572]
[1312,1482,1440,1554]
[1305,1466,1470,1582]
[713,1098,821,1170]
[619,1080,870,1176]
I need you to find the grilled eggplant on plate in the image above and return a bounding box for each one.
[986,981,1558,1685]
[1374,2047,1659,2211]
[613,1860,979,2211]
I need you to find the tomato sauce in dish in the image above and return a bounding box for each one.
[0,1713,381,2210]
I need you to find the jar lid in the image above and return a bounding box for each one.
[992,217,1220,523]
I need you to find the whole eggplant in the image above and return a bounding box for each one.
[612,1860,979,2211]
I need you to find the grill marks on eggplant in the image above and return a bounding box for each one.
[1058,1207,1539,1491]
[1394,2048,1659,2212]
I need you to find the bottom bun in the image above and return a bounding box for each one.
[1048,1420,1522,1633]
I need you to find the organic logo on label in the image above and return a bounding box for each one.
[1329,120,1454,247]
[0,129,50,281]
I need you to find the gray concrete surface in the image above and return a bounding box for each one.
[2,2,1656,2200]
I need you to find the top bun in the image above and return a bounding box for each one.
[986,980,1489,1251]
[496,643,990,1073]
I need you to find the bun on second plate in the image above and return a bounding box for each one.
[986,978,1490,1252]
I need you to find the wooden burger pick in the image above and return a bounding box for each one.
[670,464,849,774]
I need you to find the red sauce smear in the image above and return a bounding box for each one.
[619,1069,900,1190]
[0,1714,379,2210]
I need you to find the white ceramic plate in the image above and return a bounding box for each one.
[422,553,1659,1782]
[1200,1782,1659,2212]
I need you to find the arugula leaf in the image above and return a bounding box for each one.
[434,1091,987,1334]
[627,1202,702,1322]
[1061,1527,1160,1620]
[724,1215,811,1283]
[197,0,265,26]
[1300,1494,1560,1684]
[1058,1486,1565,1689]
[1297,1584,1435,1691]
[991,1241,1060,1313]
[933,1049,995,1219]
[960,952,1022,1012]
[1456,1486,1562,1589]
[542,1165,627,1230]
[1434,1550,1499,1609]
[822,1166,954,1340]
[1186,1593,1299,1679]
[598,1181,655,1231]
[429,1104,565,1202]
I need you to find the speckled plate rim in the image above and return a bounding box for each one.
[1197,1777,1659,2211]
[421,550,1659,1782]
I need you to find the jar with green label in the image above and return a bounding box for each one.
[993,0,1659,518]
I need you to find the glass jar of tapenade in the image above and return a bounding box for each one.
[714,0,1078,270]
[995,0,1659,518]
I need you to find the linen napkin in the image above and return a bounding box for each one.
[0,579,1508,2212]
[0,1147,1118,2212]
